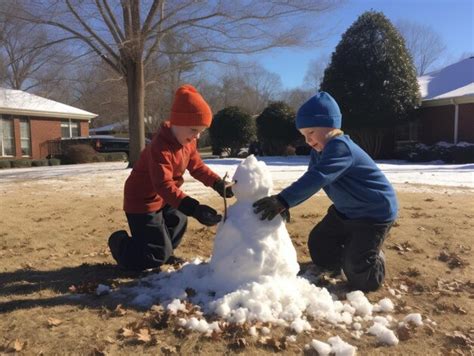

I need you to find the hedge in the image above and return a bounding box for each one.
[0,160,11,169]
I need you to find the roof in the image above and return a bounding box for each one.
[0,87,97,120]
[418,57,474,107]
[89,120,127,133]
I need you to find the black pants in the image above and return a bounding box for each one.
[119,205,187,270]
[308,205,393,292]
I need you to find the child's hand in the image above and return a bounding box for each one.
[213,179,234,198]
[193,204,222,226]
[253,195,289,222]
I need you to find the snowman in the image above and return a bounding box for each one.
[209,155,299,293]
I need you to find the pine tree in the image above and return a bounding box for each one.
[320,11,419,157]
[210,106,256,157]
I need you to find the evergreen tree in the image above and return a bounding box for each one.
[256,101,300,155]
[320,11,419,157]
[210,106,256,157]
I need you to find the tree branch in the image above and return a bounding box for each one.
[65,0,121,64]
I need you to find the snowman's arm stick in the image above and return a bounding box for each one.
[222,172,236,222]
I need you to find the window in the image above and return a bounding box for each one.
[20,118,31,156]
[0,115,15,157]
[61,119,80,138]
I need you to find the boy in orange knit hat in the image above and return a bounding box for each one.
[108,84,233,271]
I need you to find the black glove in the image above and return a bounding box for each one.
[178,196,222,226]
[253,195,290,222]
[213,179,234,198]
[193,204,222,226]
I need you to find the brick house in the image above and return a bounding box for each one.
[0,88,97,160]
[415,57,474,145]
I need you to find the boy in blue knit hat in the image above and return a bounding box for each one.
[253,92,398,292]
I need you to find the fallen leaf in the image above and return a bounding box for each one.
[136,328,151,343]
[120,327,135,338]
[111,304,127,317]
[13,339,26,352]
[229,338,247,350]
[104,336,115,344]
[452,304,467,315]
[47,317,63,327]
[397,325,411,341]
[91,347,107,356]
[161,344,177,355]
[445,331,474,347]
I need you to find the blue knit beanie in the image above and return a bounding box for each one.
[296,92,342,129]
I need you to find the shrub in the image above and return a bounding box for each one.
[32,159,49,167]
[11,159,33,168]
[93,154,107,163]
[0,160,12,169]
[48,158,61,166]
[395,141,474,163]
[256,101,300,156]
[210,106,256,157]
[101,152,128,162]
[63,144,98,164]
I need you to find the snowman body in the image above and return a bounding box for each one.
[209,155,299,293]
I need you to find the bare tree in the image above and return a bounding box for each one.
[279,87,313,111]
[4,0,342,165]
[199,61,282,114]
[303,54,329,91]
[0,3,73,95]
[396,20,446,75]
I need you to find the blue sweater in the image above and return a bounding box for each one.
[279,135,398,222]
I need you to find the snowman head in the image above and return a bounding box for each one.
[232,155,272,201]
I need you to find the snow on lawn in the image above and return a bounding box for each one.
[0,157,472,196]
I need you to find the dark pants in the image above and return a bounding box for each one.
[118,205,187,270]
[308,205,393,292]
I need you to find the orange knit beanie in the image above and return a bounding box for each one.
[169,84,212,127]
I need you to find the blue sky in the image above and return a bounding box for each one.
[251,0,474,89]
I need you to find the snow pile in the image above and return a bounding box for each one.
[307,336,357,355]
[115,155,422,348]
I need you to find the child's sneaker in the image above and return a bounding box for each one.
[108,230,128,265]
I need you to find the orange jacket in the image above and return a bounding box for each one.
[124,122,220,214]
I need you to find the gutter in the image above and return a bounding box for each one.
[451,98,459,144]
[0,107,97,120]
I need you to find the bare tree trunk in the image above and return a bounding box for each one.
[126,58,145,167]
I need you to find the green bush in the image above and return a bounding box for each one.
[101,152,128,162]
[11,159,33,168]
[0,160,12,169]
[63,144,98,164]
[32,159,49,167]
[93,154,107,162]
[256,101,299,156]
[210,106,256,157]
[395,142,474,163]
[48,158,61,166]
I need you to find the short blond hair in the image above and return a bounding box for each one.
[325,128,344,140]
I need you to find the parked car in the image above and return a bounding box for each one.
[57,136,151,157]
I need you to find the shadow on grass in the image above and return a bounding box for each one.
[0,262,149,313]
[0,261,353,314]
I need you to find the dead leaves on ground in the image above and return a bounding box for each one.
[438,250,468,269]
[0,339,26,353]
[388,241,423,254]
